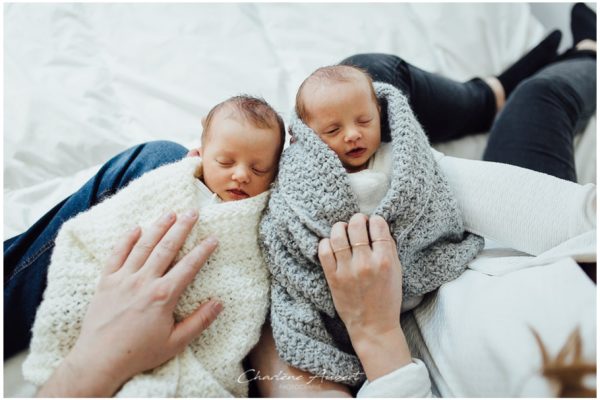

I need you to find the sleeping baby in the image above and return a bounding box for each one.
[24,95,285,397]
[260,65,484,387]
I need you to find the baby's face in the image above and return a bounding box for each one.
[303,76,381,172]
[201,112,280,202]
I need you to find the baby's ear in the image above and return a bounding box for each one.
[201,116,207,128]
[186,147,202,158]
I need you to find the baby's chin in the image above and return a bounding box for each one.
[343,160,370,173]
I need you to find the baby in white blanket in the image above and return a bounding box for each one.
[23,95,285,397]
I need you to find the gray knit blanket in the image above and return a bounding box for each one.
[259,82,484,386]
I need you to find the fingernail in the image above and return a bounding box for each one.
[211,301,224,314]
[129,225,140,234]
[204,236,218,247]
[183,209,198,220]
[162,211,175,222]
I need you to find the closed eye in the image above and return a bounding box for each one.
[252,167,270,175]
[323,127,339,135]
[216,160,233,167]
[358,118,373,125]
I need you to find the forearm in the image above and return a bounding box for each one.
[436,152,596,255]
[349,326,412,383]
[247,323,352,397]
[349,325,432,397]
[37,351,123,397]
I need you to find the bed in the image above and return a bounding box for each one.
[4,3,596,397]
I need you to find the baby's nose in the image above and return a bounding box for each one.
[232,166,250,183]
[344,128,362,142]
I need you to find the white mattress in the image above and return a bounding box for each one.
[4,3,596,397]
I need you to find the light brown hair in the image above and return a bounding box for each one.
[203,95,285,157]
[295,65,378,122]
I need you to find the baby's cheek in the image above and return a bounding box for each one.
[323,141,343,158]
[255,176,274,194]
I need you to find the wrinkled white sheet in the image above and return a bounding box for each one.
[4,3,596,397]
[5,3,596,239]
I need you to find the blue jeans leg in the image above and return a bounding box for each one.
[4,140,187,359]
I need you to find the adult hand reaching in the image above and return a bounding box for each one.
[318,213,412,382]
[37,210,223,397]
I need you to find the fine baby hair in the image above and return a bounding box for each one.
[202,94,286,157]
[295,65,378,122]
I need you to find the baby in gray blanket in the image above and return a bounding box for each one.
[259,65,483,386]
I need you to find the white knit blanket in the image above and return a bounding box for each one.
[23,157,271,397]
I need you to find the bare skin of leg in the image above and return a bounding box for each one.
[483,76,506,112]
[576,39,597,52]
[247,323,352,397]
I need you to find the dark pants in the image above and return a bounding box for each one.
[4,141,187,359]
[4,55,597,359]
[484,59,596,182]
[341,54,596,181]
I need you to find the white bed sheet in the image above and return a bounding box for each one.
[4,3,596,397]
[5,3,596,239]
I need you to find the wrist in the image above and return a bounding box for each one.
[345,321,401,346]
[349,326,412,382]
[64,345,126,396]
[37,350,122,398]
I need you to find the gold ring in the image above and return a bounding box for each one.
[333,246,351,253]
[371,238,393,243]
[352,242,371,247]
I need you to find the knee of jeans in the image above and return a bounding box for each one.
[512,76,583,114]
[139,140,188,167]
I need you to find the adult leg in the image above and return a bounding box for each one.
[340,31,560,143]
[483,57,596,182]
[4,140,187,359]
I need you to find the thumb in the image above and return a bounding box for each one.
[170,300,223,349]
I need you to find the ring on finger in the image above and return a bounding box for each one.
[333,245,351,253]
[371,238,393,243]
[351,242,371,247]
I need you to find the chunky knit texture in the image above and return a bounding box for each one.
[259,82,484,386]
[23,157,271,397]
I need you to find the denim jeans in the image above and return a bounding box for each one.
[341,54,596,181]
[4,140,187,359]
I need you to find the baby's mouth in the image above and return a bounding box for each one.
[346,147,367,158]
[227,188,249,199]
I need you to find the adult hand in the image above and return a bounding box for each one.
[318,213,411,381]
[38,210,223,397]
